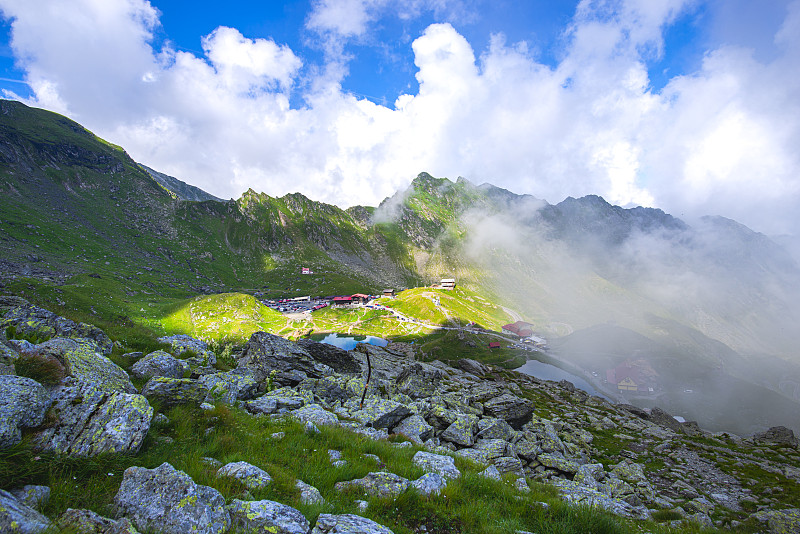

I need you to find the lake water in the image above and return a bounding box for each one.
[317,333,388,350]
[516,358,603,397]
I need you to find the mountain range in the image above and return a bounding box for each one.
[2,98,800,435]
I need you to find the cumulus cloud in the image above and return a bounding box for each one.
[0,0,799,236]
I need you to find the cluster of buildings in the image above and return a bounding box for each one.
[605,359,658,394]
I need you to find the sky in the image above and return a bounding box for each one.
[0,0,798,237]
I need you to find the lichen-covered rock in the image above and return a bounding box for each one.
[10,486,50,510]
[440,415,477,447]
[751,508,800,533]
[312,513,395,534]
[200,370,259,404]
[411,472,447,496]
[0,332,17,374]
[158,335,217,365]
[454,448,489,465]
[393,414,433,444]
[549,478,650,520]
[57,508,140,533]
[216,461,272,489]
[32,378,152,456]
[334,471,410,498]
[114,462,230,534]
[492,456,524,475]
[307,374,368,404]
[537,453,580,474]
[297,339,362,374]
[296,480,325,505]
[23,338,136,394]
[245,394,306,415]
[512,439,541,462]
[483,393,534,429]
[141,377,209,408]
[412,451,461,480]
[1,304,113,355]
[350,397,411,429]
[227,499,309,534]
[473,438,509,460]
[238,331,326,384]
[479,465,502,480]
[753,426,799,449]
[129,350,186,381]
[395,363,442,399]
[0,489,51,533]
[0,375,51,448]
[476,417,515,441]
[292,404,339,426]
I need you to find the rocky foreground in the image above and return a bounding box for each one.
[1,297,800,533]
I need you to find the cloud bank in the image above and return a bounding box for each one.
[0,0,799,236]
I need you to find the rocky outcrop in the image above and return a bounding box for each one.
[0,375,51,448]
[297,338,361,374]
[129,350,187,380]
[395,363,442,399]
[158,335,217,366]
[753,426,799,448]
[200,370,258,404]
[32,378,152,456]
[412,451,461,480]
[141,377,209,407]
[1,303,112,354]
[114,463,230,534]
[239,331,330,384]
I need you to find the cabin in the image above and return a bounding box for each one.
[382,289,396,298]
[331,296,353,307]
[440,278,456,290]
[606,359,657,393]
[501,321,534,338]
[488,342,501,349]
[300,267,312,275]
[351,293,370,304]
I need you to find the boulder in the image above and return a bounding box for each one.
[411,472,447,496]
[296,480,325,505]
[537,453,580,474]
[32,378,152,456]
[395,363,442,399]
[334,471,410,498]
[512,439,542,462]
[393,414,433,444]
[476,417,515,441]
[0,489,51,533]
[412,451,461,480]
[351,397,412,429]
[216,461,272,489]
[312,514,395,534]
[141,377,208,408]
[23,338,136,394]
[753,426,799,448]
[9,486,50,510]
[440,415,478,447]
[479,465,503,480]
[472,438,509,460]
[157,335,216,365]
[227,499,309,534]
[1,304,112,354]
[492,456,524,476]
[56,508,139,533]
[292,404,339,426]
[483,393,534,429]
[129,350,186,381]
[114,462,230,534]
[457,358,490,376]
[297,339,361,374]
[0,375,51,448]
[648,407,685,435]
[200,370,259,404]
[238,331,326,384]
[751,508,800,534]
[245,395,306,415]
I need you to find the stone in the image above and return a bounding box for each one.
[751,508,800,533]
[476,417,515,441]
[455,448,489,465]
[245,394,306,415]
[238,331,326,384]
[440,415,477,447]
[473,438,509,460]
[574,463,605,488]
[227,499,310,534]
[350,397,411,429]
[753,426,799,448]
[141,377,209,408]
[114,462,230,534]
[648,407,685,434]
[512,439,541,462]
[334,472,410,498]
[292,404,339,426]
[411,472,447,496]
[216,461,272,489]
[548,478,650,520]
[32,378,152,456]
[130,350,186,380]
[312,513,395,534]
[56,508,140,533]
[296,480,325,505]
[412,451,461,480]
[514,478,531,493]
[24,338,136,394]
[0,489,51,533]
[1,303,112,354]
[157,335,216,365]
[395,363,442,399]
[0,375,51,448]
[297,339,362,374]
[10,486,50,510]
[483,394,534,429]
[537,453,580,474]
[200,370,259,404]
[457,358,490,376]
[479,465,503,480]
[492,456,525,476]
[393,414,433,444]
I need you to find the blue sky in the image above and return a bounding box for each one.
[0,0,798,237]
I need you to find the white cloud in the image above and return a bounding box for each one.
[0,0,799,236]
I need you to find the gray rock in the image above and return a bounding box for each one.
[440,415,477,447]
[537,453,580,474]
[293,404,339,426]
[395,363,442,399]
[141,377,209,408]
[351,397,411,429]
[1,303,112,354]
[548,478,650,520]
[411,472,447,496]
[157,335,216,365]
[32,378,152,456]
[753,426,799,448]
[334,471,410,498]
[648,407,686,434]
[477,417,515,441]
[0,489,51,533]
[297,339,362,374]
[512,439,541,462]
[479,465,503,480]
[455,448,489,465]
[200,370,259,404]
[492,456,524,476]
[751,508,800,533]
[412,451,461,480]
[393,414,433,443]
[130,350,186,380]
[227,499,309,534]
[114,462,230,534]
[216,461,272,489]
[0,375,51,448]
[312,513,395,534]
[245,395,306,415]
[457,359,490,376]
[239,331,325,384]
[483,393,534,429]
[473,438,509,460]
[57,508,140,533]
[296,480,325,505]
[10,486,50,510]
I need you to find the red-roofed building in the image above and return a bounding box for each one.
[606,359,657,393]
[351,293,370,304]
[332,296,353,307]
[488,342,501,349]
[502,321,534,338]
